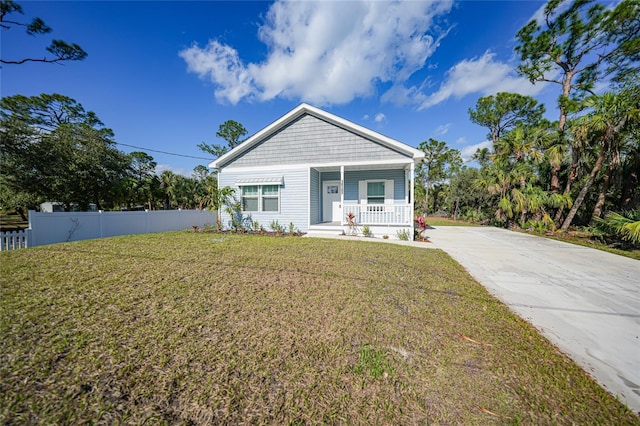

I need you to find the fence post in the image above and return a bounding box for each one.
[145,209,150,234]
[99,210,104,238]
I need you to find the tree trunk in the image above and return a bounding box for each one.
[560,141,608,232]
[591,151,618,221]
[15,207,28,222]
[552,73,574,222]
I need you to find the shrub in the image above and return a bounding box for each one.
[396,229,409,241]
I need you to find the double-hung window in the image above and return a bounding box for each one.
[241,184,279,212]
[261,185,279,212]
[241,186,259,212]
[367,181,385,204]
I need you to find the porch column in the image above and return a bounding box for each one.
[340,165,345,225]
[410,161,415,240]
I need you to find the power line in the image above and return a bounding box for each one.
[115,142,214,161]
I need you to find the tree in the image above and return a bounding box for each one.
[468,92,545,145]
[0,0,87,65]
[121,152,158,209]
[560,90,639,231]
[1,94,128,211]
[515,0,639,202]
[415,139,462,214]
[198,119,248,158]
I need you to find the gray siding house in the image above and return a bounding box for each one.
[210,104,425,239]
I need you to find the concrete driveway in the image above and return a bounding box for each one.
[426,226,640,413]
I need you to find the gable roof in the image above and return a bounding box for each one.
[209,103,424,169]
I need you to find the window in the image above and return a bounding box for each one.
[367,181,385,204]
[262,185,279,212]
[241,184,279,212]
[242,185,258,212]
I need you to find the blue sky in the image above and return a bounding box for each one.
[2,0,559,176]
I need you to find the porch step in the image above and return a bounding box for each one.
[306,224,345,237]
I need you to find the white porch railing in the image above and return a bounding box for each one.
[343,204,412,225]
[0,229,31,251]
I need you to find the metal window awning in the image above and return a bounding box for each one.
[236,177,284,186]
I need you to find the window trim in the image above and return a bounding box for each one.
[241,184,280,213]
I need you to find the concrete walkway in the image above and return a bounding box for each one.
[425,226,640,413]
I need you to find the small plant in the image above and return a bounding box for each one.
[224,198,247,232]
[346,211,358,236]
[382,235,389,239]
[362,224,372,237]
[252,220,260,231]
[288,221,296,234]
[396,229,409,241]
[415,215,428,241]
[270,220,285,235]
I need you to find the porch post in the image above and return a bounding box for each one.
[410,161,415,240]
[340,165,345,225]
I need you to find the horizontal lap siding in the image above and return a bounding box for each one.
[344,169,406,202]
[219,168,309,232]
[221,114,410,168]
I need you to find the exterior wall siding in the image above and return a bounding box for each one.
[218,168,309,232]
[310,168,320,225]
[221,114,411,168]
[344,169,406,202]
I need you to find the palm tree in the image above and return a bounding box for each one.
[560,91,639,232]
[597,209,640,245]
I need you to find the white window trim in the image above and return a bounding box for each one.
[359,179,394,206]
[241,184,280,213]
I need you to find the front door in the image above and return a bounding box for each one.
[322,181,341,222]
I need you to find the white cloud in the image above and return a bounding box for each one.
[374,112,386,123]
[180,0,453,105]
[416,51,546,109]
[156,164,192,178]
[455,137,466,145]
[433,123,451,135]
[529,0,573,25]
[460,140,492,162]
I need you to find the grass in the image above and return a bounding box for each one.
[424,215,480,227]
[545,231,640,261]
[1,232,638,424]
[423,214,640,261]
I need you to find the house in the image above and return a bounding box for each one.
[210,104,425,240]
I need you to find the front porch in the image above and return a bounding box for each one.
[309,162,417,239]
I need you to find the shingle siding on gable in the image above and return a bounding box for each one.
[220,114,411,169]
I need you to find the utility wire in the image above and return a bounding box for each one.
[115,142,214,161]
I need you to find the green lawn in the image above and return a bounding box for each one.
[424,216,480,227]
[1,232,637,424]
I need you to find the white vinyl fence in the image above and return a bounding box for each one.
[13,209,218,248]
[0,229,31,251]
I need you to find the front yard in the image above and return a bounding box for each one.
[1,232,637,424]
